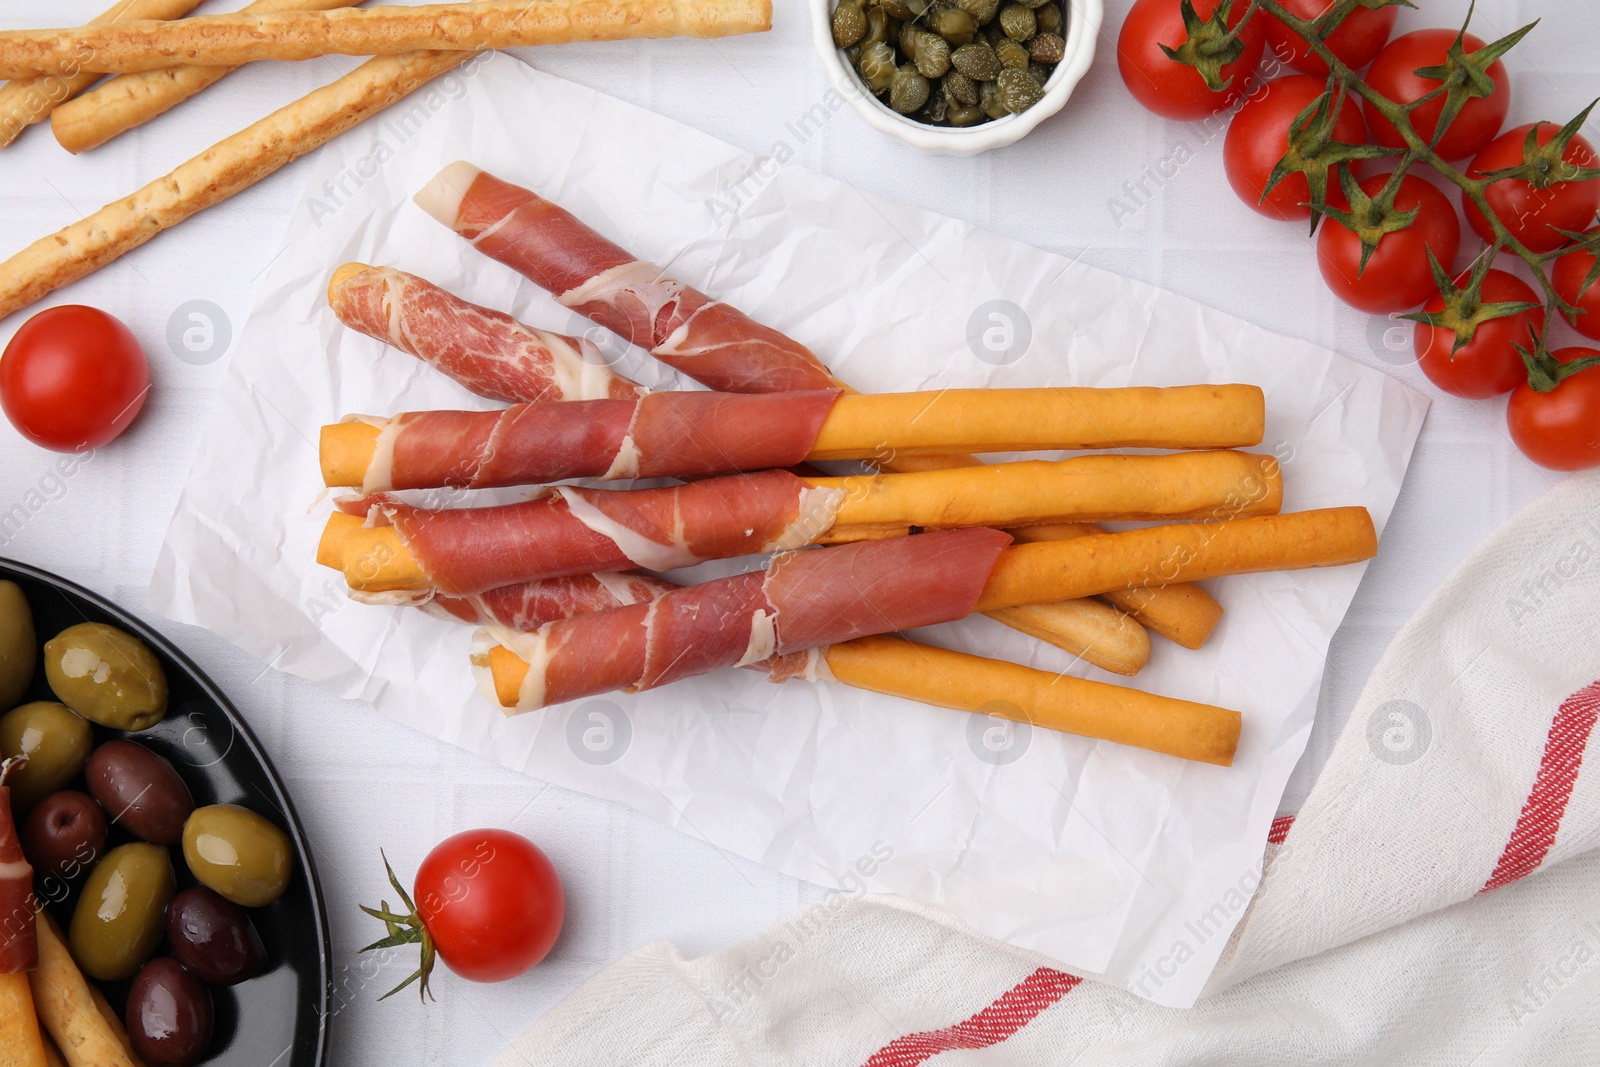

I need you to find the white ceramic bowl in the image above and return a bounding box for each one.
[809,0,1102,156]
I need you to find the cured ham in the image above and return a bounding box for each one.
[327,263,641,403]
[325,389,839,492]
[423,571,675,629]
[321,470,842,597]
[415,163,841,394]
[0,758,37,973]
[472,528,1013,711]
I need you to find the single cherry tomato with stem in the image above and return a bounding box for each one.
[1317,172,1462,313]
[1507,347,1600,471]
[1262,0,1398,76]
[360,828,564,1000]
[1462,122,1600,255]
[1118,0,1267,122]
[1224,74,1368,221]
[1363,29,1510,162]
[1414,267,1545,398]
[1,305,150,453]
[1552,244,1600,342]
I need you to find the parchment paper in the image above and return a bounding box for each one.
[149,52,1428,1007]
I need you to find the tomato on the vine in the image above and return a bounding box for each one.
[1553,245,1600,342]
[1363,30,1510,162]
[1224,74,1367,221]
[1262,0,1397,76]
[1507,348,1600,471]
[1462,123,1600,255]
[1317,173,1461,313]
[1117,0,1266,121]
[1414,268,1545,398]
[1,305,149,453]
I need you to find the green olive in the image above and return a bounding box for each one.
[69,843,176,982]
[0,581,35,712]
[43,623,167,732]
[183,804,295,908]
[0,701,93,811]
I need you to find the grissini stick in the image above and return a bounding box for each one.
[27,913,139,1067]
[318,454,1283,596]
[0,0,202,150]
[824,635,1240,766]
[317,383,1270,490]
[49,0,365,155]
[0,0,776,78]
[0,50,473,322]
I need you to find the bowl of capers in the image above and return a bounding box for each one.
[813,0,1101,155]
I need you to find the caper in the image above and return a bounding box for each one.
[1035,2,1061,33]
[1016,0,1051,8]
[833,0,868,48]
[996,66,1044,112]
[916,90,950,125]
[858,41,897,92]
[955,0,1000,24]
[981,21,1006,45]
[950,41,1001,80]
[1028,32,1065,64]
[979,78,1007,118]
[888,65,931,114]
[998,3,1036,40]
[928,6,977,44]
[898,20,919,58]
[877,0,925,19]
[1026,61,1049,86]
[846,43,862,64]
[942,69,978,106]
[947,102,984,126]
[863,5,893,46]
[912,31,951,77]
[994,37,1029,71]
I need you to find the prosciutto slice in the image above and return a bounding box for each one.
[0,762,37,973]
[344,389,840,491]
[415,163,841,394]
[328,263,641,403]
[473,528,1013,711]
[423,571,676,629]
[352,469,843,596]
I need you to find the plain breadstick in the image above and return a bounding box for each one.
[50,0,363,155]
[0,971,48,1067]
[0,0,776,78]
[27,913,137,1067]
[1008,522,1224,649]
[983,599,1150,676]
[825,635,1242,765]
[0,50,471,322]
[0,0,201,149]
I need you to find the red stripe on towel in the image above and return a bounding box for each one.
[1267,815,1295,844]
[860,967,1080,1067]
[1481,679,1600,892]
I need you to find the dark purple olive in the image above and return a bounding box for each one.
[165,886,268,986]
[20,790,107,880]
[85,740,195,846]
[126,957,214,1067]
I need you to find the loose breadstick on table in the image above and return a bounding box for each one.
[26,912,138,1067]
[983,600,1151,676]
[50,0,363,155]
[0,50,471,322]
[0,0,776,78]
[0,0,201,149]
[40,1033,65,1067]
[0,970,48,1067]
[826,635,1242,765]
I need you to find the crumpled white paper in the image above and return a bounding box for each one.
[150,53,1427,1007]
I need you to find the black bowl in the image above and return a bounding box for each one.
[1,558,330,1067]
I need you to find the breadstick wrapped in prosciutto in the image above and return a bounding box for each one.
[327,264,641,403]
[0,757,37,974]
[320,383,1268,491]
[416,163,842,394]
[473,529,1012,710]
[421,571,676,630]
[319,453,1283,597]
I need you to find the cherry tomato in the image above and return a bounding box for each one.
[1414,268,1545,398]
[1363,30,1509,162]
[1317,173,1462,313]
[414,829,563,984]
[1507,348,1600,471]
[1224,74,1367,221]
[1462,123,1600,255]
[1,306,149,453]
[1262,0,1397,76]
[1553,244,1600,341]
[1118,0,1266,121]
